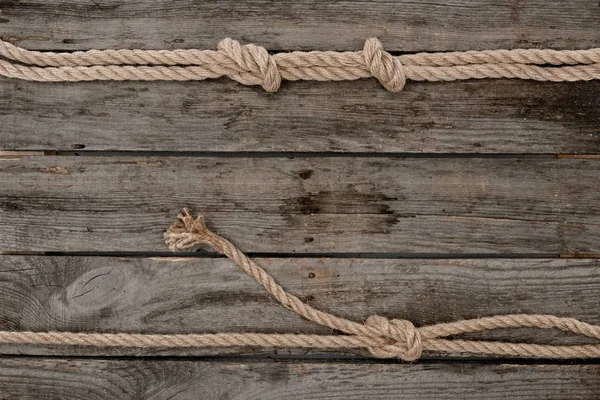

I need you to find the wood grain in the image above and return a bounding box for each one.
[1,79,598,153]
[1,1,597,153]
[0,0,598,52]
[0,0,597,393]
[0,156,598,254]
[1,256,598,356]
[0,357,598,399]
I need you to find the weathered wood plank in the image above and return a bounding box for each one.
[0,357,598,399]
[1,2,597,153]
[0,156,598,254]
[1,256,599,357]
[1,0,598,52]
[1,79,599,153]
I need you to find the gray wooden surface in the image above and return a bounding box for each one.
[1,256,599,357]
[1,156,599,254]
[1,358,599,400]
[1,0,599,397]
[0,1,598,154]
[2,80,599,153]
[1,0,598,52]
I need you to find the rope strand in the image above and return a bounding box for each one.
[0,38,599,91]
[1,209,599,360]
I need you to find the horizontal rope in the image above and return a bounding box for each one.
[0,38,599,91]
[1,209,599,360]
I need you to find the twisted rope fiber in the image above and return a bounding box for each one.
[2,210,600,360]
[0,38,599,91]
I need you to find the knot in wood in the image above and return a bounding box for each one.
[217,38,281,92]
[363,38,405,92]
[365,315,422,360]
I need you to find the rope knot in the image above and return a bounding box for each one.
[363,38,406,92]
[164,208,224,252]
[217,38,281,92]
[365,315,422,361]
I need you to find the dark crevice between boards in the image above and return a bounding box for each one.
[0,45,500,58]
[7,151,600,159]
[2,251,598,259]
[4,151,599,159]
[43,151,564,159]
[0,353,599,365]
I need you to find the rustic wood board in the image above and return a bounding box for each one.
[2,79,598,153]
[0,0,598,394]
[1,0,598,52]
[1,1,598,154]
[0,156,598,254]
[0,357,598,400]
[0,256,598,357]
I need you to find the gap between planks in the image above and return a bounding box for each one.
[2,151,600,159]
[1,251,600,259]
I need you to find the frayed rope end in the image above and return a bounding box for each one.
[164,208,218,251]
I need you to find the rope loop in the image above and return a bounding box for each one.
[217,38,281,92]
[364,315,422,360]
[363,38,406,92]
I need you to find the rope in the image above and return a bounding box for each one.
[0,38,599,91]
[1,209,599,360]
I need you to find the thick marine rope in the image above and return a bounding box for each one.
[0,38,599,91]
[0,209,599,360]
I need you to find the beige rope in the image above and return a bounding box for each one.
[0,38,599,91]
[1,209,599,360]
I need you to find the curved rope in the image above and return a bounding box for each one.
[1,209,599,360]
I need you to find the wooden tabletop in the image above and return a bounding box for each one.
[0,1,599,398]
